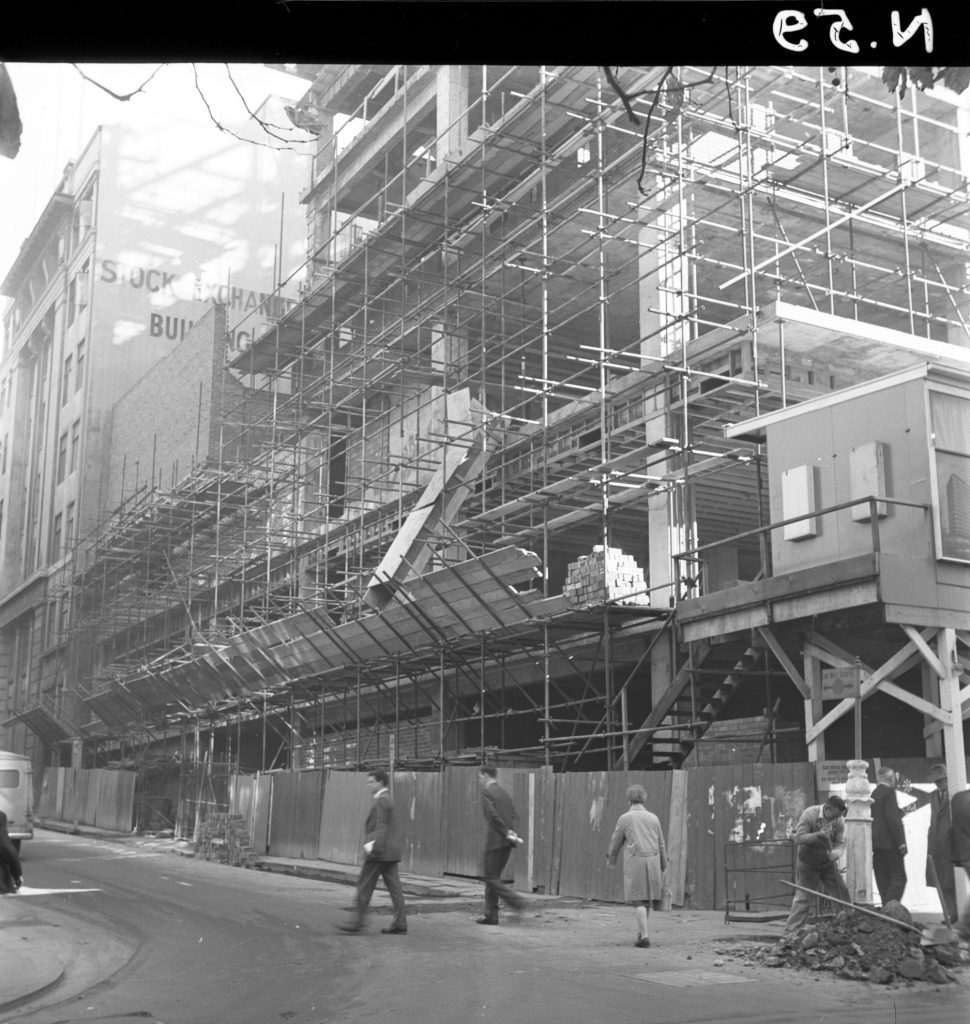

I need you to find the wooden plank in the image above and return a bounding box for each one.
[268,771,300,858]
[667,769,688,906]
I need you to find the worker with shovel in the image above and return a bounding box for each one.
[784,794,850,933]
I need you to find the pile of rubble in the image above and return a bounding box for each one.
[732,903,969,985]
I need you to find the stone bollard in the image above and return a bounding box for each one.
[844,759,873,905]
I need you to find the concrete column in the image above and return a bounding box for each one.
[638,202,690,361]
[436,65,469,166]
[430,320,468,387]
[844,758,873,904]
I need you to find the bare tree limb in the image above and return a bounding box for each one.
[70,63,165,101]
[191,64,299,152]
[223,64,301,143]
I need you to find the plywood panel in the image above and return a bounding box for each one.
[557,771,676,903]
[96,771,135,832]
[512,768,557,894]
[297,770,325,858]
[318,770,369,865]
[268,771,302,858]
[393,770,442,877]
[686,761,816,910]
[252,773,272,854]
[442,766,487,877]
[61,769,78,824]
[37,768,57,819]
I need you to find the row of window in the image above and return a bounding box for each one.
[49,500,76,563]
[56,420,81,484]
[61,337,86,406]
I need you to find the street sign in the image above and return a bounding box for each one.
[821,666,861,699]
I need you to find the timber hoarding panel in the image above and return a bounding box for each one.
[96,770,135,832]
[513,767,557,895]
[442,766,487,877]
[318,770,369,865]
[556,772,675,903]
[230,774,256,827]
[267,769,324,859]
[252,773,273,854]
[393,770,442,877]
[687,761,815,910]
[37,768,60,819]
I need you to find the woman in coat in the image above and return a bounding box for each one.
[607,784,667,948]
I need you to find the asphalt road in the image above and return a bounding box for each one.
[5,832,970,1024]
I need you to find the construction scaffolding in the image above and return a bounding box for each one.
[41,65,970,774]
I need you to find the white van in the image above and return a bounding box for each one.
[0,749,33,853]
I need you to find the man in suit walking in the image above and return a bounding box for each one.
[338,769,408,935]
[477,766,526,925]
[871,766,907,905]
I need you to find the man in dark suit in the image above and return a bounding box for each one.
[477,766,526,925]
[338,769,408,934]
[951,786,970,940]
[0,809,23,894]
[926,763,958,922]
[871,766,907,905]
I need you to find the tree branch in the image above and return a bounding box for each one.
[70,63,165,101]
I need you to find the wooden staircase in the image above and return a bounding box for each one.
[632,637,766,768]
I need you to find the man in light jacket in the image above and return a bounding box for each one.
[338,769,408,934]
[784,795,849,933]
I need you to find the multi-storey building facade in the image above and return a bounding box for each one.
[2,67,969,798]
[0,98,309,773]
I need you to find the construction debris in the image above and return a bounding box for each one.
[562,545,649,607]
[730,905,970,985]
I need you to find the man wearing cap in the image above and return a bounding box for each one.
[926,763,957,923]
[784,795,850,933]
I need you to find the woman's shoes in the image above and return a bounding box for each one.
[635,936,651,948]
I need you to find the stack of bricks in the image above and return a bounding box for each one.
[562,545,650,607]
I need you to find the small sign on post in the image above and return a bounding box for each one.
[820,666,861,699]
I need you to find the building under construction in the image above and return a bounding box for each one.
[13,66,970,797]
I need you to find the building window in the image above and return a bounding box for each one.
[62,354,72,405]
[0,498,3,541]
[68,277,76,325]
[51,511,63,561]
[76,339,85,392]
[56,431,68,483]
[1,435,6,475]
[46,600,57,645]
[930,390,970,561]
[65,500,75,548]
[69,420,80,474]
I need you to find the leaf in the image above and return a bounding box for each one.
[882,66,906,98]
[907,66,936,92]
[941,67,970,95]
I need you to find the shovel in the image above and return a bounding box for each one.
[926,853,956,934]
[780,879,958,945]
